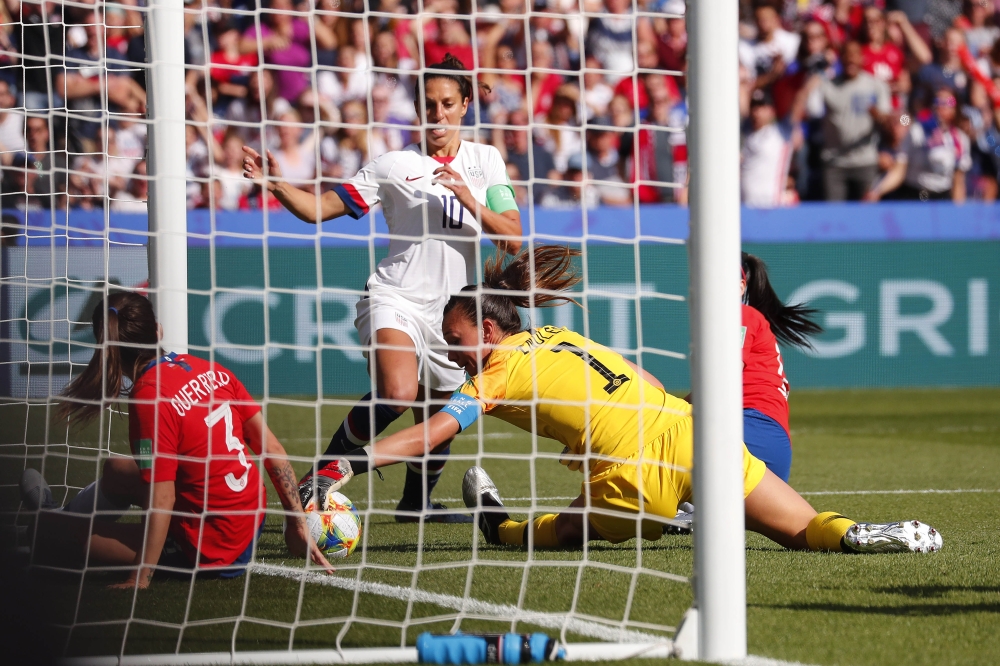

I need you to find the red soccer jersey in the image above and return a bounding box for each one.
[128,353,265,568]
[742,305,790,437]
[863,43,904,86]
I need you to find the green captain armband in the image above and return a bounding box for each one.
[486,183,518,214]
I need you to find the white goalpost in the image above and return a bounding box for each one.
[145,0,189,354]
[1,0,747,662]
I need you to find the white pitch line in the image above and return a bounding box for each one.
[799,488,999,497]
[249,563,668,644]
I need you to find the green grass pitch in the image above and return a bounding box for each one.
[2,388,998,665]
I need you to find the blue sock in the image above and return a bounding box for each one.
[318,392,401,474]
[400,444,450,508]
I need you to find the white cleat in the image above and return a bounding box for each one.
[843,520,943,554]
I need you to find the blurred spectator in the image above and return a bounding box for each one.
[792,41,892,200]
[62,10,146,152]
[869,88,971,201]
[652,0,687,80]
[584,127,631,206]
[741,89,793,207]
[272,109,318,186]
[483,23,528,118]
[916,27,971,105]
[582,56,615,121]
[0,79,24,162]
[417,0,475,68]
[20,1,66,110]
[331,100,371,179]
[925,0,964,41]
[739,0,801,91]
[23,115,67,209]
[587,0,640,83]
[539,84,584,173]
[225,69,281,152]
[369,84,412,158]
[861,7,911,106]
[959,81,1000,200]
[492,106,559,205]
[210,20,258,109]
[371,30,418,122]
[317,45,369,108]
[540,152,585,208]
[959,0,1000,58]
[532,9,583,73]
[528,40,565,119]
[112,160,149,213]
[212,131,254,210]
[242,0,313,105]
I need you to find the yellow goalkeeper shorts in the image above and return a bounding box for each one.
[584,416,767,544]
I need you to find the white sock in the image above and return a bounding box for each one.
[63,481,130,515]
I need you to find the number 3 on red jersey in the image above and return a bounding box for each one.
[204,402,253,492]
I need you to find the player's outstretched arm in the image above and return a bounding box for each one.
[242,146,347,223]
[109,480,174,590]
[244,412,335,572]
[369,411,461,469]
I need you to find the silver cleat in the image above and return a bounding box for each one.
[843,520,943,554]
[462,466,503,510]
[20,468,59,511]
[462,467,508,546]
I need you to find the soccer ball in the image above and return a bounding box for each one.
[305,491,362,559]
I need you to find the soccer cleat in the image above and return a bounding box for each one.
[298,459,354,512]
[842,520,943,554]
[462,466,510,545]
[394,499,474,524]
[20,468,59,510]
[663,502,694,536]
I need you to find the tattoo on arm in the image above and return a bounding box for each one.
[268,460,304,512]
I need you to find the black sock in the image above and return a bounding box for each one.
[316,392,402,475]
[400,444,449,508]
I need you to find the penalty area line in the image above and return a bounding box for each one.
[249,563,668,644]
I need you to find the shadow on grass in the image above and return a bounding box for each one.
[872,585,1000,598]
[753,599,1000,616]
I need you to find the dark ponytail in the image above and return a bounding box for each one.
[421,54,492,105]
[58,292,159,424]
[444,245,582,335]
[742,252,823,349]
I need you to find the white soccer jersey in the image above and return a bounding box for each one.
[333,141,511,312]
[741,123,792,208]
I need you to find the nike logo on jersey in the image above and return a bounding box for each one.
[405,176,422,182]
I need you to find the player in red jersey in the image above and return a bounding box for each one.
[740,252,822,482]
[19,292,332,588]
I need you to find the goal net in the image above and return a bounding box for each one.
[0,0,712,662]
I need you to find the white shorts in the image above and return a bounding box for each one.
[354,293,466,392]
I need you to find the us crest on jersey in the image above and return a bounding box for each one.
[466,165,485,189]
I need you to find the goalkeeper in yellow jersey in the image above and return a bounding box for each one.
[331,245,941,554]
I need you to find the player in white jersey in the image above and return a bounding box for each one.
[242,55,522,521]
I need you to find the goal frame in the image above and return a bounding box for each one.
[62,0,746,661]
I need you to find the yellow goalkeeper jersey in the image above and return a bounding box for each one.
[452,326,691,470]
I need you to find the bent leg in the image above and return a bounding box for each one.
[744,470,856,552]
[498,496,604,548]
[319,328,418,466]
[400,387,456,509]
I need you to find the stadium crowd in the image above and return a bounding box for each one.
[2,0,1000,212]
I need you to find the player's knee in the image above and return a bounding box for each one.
[101,457,139,493]
[555,513,586,546]
[378,381,419,412]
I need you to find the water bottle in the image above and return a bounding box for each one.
[416,632,565,664]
